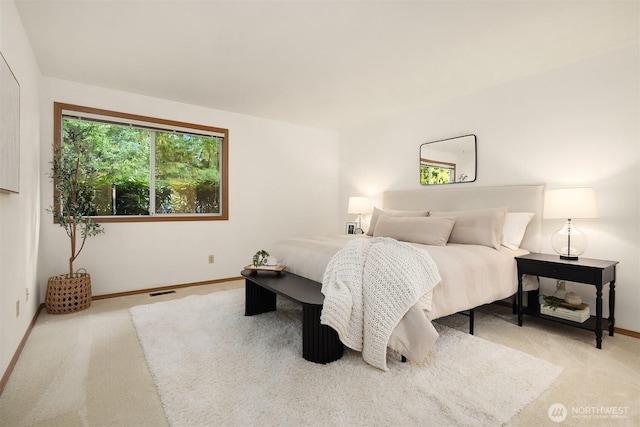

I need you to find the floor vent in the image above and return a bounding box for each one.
[149,290,176,297]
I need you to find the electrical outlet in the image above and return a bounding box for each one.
[16,300,19,317]
[208,254,215,264]
[556,280,566,291]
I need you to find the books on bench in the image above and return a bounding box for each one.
[244,264,286,273]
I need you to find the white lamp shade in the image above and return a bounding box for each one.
[543,188,598,219]
[347,196,372,214]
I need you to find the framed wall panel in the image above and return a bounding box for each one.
[0,51,20,193]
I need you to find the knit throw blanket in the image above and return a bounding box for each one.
[320,237,441,370]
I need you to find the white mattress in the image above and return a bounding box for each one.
[271,235,531,320]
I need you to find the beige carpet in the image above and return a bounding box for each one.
[130,288,562,426]
[0,280,638,426]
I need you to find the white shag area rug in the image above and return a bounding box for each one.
[130,288,562,426]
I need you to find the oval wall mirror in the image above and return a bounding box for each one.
[420,134,477,185]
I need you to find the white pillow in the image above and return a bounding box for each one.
[366,207,429,236]
[373,216,455,246]
[430,207,507,250]
[501,212,535,250]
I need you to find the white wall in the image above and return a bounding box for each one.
[0,0,42,377]
[38,78,340,296]
[339,45,640,332]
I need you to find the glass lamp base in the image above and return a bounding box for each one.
[551,219,587,260]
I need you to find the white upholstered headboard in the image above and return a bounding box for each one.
[382,185,545,253]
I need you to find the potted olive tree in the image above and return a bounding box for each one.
[46,125,104,314]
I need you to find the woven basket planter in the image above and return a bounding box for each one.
[45,272,92,314]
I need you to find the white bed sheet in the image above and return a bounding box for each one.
[271,235,364,283]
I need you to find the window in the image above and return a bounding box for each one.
[420,158,456,185]
[53,103,228,222]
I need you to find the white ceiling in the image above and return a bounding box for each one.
[14,1,639,132]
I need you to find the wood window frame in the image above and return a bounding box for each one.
[53,102,229,222]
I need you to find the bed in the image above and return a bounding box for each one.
[271,185,544,369]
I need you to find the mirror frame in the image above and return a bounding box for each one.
[420,134,477,185]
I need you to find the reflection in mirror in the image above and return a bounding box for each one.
[420,134,476,185]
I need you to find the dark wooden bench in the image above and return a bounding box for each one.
[242,269,344,364]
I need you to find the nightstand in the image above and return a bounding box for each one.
[515,253,618,349]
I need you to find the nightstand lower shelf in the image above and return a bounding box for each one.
[522,289,612,332]
[523,308,612,333]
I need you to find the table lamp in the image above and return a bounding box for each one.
[347,196,372,234]
[543,188,598,260]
